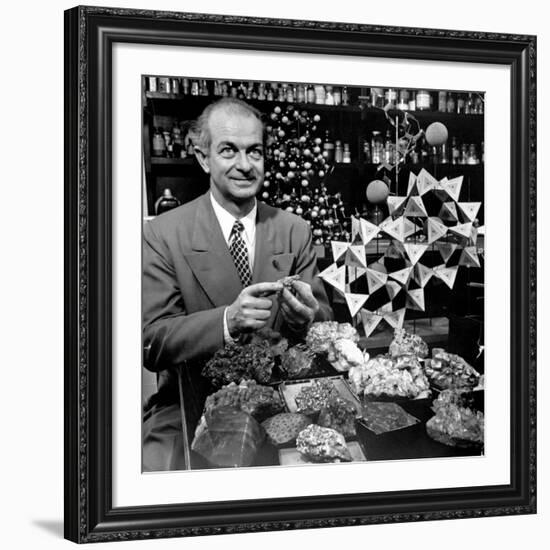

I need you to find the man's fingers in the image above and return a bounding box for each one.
[246,281,283,297]
[243,297,274,310]
[280,302,295,318]
[280,302,309,328]
[241,318,268,331]
[243,308,271,321]
[280,288,311,317]
[291,280,318,309]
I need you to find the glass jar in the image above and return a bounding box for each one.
[162,130,171,157]
[430,146,439,164]
[384,88,397,109]
[446,92,456,113]
[155,189,181,216]
[363,139,372,163]
[371,131,383,164]
[342,86,349,106]
[438,91,447,112]
[246,81,255,100]
[306,84,315,103]
[191,79,200,96]
[334,140,343,163]
[451,137,460,165]
[342,143,351,163]
[457,93,465,114]
[170,78,180,95]
[416,89,431,110]
[325,85,335,105]
[257,82,266,100]
[171,123,183,157]
[286,84,295,103]
[370,87,384,108]
[147,76,158,92]
[158,77,171,94]
[323,130,335,163]
[297,84,306,103]
[397,89,409,110]
[467,143,479,164]
[440,143,449,164]
[459,143,468,164]
[384,129,394,164]
[408,92,416,111]
[475,95,484,114]
[152,128,166,157]
[314,85,326,104]
[237,82,246,99]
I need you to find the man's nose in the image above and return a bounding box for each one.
[235,151,252,172]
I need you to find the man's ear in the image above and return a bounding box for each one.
[194,146,210,174]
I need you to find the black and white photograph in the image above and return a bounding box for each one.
[141,76,486,472]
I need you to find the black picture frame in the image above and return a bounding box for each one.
[64,5,537,543]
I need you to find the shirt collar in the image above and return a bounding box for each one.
[210,193,257,244]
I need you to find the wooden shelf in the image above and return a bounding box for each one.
[150,156,197,166]
[145,91,361,112]
[362,162,483,169]
[411,110,483,121]
[146,91,206,101]
[361,106,484,121]
[145,93,482,120]
[151,157,483,170]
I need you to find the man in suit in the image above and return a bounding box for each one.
[142,97,332,471]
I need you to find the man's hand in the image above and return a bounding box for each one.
[278,280,319,330]
[226,281,283,338]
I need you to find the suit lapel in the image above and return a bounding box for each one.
[252,202,296,283]
[183,193,243,307]
[253,203,297,328]
[183,197,297,326]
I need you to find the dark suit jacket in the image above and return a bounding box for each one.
[143,191,333,375]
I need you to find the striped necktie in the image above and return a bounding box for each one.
[229,220,252,287]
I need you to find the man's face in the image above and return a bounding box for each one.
[198,108,264,207]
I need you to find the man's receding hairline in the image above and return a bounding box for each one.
[195,98,264,150]
[205,102,262,133]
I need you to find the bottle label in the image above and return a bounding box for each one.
[416,91,430,109]
[438,92,447,112]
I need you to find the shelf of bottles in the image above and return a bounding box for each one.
[146,76,483,166]
[360,87,484,114]
[145,76,484,114]
[145,76,359,108]
[363,130,483,167]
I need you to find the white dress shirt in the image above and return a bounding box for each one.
[210,193,257,343]
[210,193,256,270]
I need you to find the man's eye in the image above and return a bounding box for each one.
[220,147,235,157]
[249,149,263,160]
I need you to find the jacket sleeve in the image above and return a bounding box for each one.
[142,222,225,372]
[290,219,334,323]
